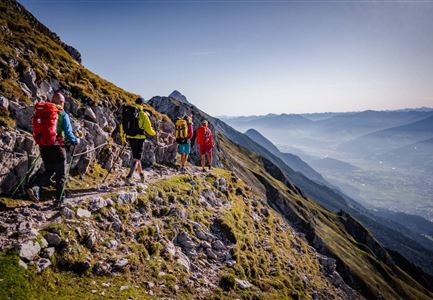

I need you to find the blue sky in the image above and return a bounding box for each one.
[20,0,433,116]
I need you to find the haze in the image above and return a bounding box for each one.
[20,0,433,116]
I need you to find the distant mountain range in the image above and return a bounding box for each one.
[339,114,433,157]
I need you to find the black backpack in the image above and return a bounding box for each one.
[121,105,145,136]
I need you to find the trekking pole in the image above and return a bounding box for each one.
[59,144,76,202]
[101,143,127,185]
[11,154,41,196]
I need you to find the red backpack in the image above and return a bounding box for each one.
[32,102,60,146]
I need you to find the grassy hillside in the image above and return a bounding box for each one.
[0,0,167,127]
[217,134,433,300]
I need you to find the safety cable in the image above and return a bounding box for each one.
[72,142,108,157]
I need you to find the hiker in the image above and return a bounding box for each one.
[26,92,79,205]
[195,120,214,171]
[175,113,193,172]
[120,97,156,184]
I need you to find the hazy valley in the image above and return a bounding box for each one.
[222,110,433,222]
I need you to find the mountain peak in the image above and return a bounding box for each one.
[169,90,189,104]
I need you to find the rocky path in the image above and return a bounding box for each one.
[0,163,239,296]
[0,164,206,250]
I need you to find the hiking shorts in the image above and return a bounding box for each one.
[178,143,190,155]
[128,138,145,160]
[199,144,213,155]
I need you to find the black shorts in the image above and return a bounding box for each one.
[128,138,145,160]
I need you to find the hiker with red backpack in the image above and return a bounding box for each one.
[195,120,214,171]
[120,97,156,185]
[175,113,193,172]
[26,92,79,206]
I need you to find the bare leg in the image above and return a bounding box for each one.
[201,154,205,169]
[136,160,143,174]
[207,152,212,168]
[181,154,187,167]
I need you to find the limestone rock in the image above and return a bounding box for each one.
[42,247,55,258]
[235,278,252,289]
[212,240,226,251]
[90,197,107,212]
[85,232,97,249]
[18,259,28,270]
[44,232,62,247]
[0,95,9,110]
[17,240,41,261]
[60,207,75,219]
[36,258,51,273]
[77,208,91,218]
[93,261,112,276]
[116,192,137,205]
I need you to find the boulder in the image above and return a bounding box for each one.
[164,241,177,257]
[84,106,97,122]
[8,102,33,132]
[17,240,41,261]
[205,248,218,260]
[235,278,252,289]
[18,259,28,270]
[36,258,51,273]
[90,197,107,212]
[93,261,112,276]
[77,208,91,218]
[176,232,196,250]
[44,232,62,247]
[112,221,123,233]
[22,67,37,96]
[116,192,136,205]
[212,240,226,251]
[176,250,191,272]
[114,258,129,271]
[60,207,75,219]
[85,232,97,249]
[42,247,55,258]
[0,95,9,110]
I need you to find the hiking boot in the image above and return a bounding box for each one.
[54,199,65,210]
[125,176,134,186]
[139,173,146,183]
[26,186,40,202]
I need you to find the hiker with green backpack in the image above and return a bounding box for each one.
[26,92,79,206]
[175,113,193,172]
[120,97,156,185]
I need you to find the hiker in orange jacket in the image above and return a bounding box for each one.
[195,120,214,171]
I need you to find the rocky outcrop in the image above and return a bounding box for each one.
[0,87,177,195]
